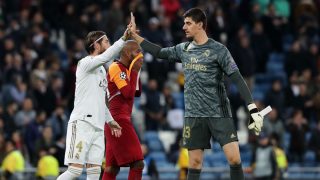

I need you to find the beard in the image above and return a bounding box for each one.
[186,36,194,42]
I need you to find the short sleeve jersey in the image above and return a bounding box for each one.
[160,39,238,117]
[107,62,136,119]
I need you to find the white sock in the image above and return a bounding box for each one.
[86,166,101,180]
[57,166,83,180]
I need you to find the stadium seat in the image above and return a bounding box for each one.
[201,173,219,179]
[304,151,316,163]
[159,172,178,180]
[268,53,285,63]
[211,142,222,152]
[144,131,160,142]
[147,139,164,152]
[241,151,252,163]
[149,152,167,162]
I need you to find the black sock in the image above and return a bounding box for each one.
[230,163,244,180]
[187,168,201,180]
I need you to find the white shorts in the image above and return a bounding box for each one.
[64,120,104,165]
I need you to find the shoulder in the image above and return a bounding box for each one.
[208,39,228,51]
[108,62,122,78]
[77,56,90,65]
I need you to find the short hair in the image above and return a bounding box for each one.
[84,31,106,54]
[183,8,207,30]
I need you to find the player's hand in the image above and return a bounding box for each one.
[108,120,122,137]
[129,12,137,33]
[132,58,143,72]
[247,103,263,135]
[122,27,130,41]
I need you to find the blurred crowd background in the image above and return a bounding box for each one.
[0,0,320,179]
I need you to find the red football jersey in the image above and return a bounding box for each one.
[107,61,141,119]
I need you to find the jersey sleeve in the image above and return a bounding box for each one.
[158,44,183,63]
[79,38,125,72]
[217,46,239,76]
[108,63,128,90]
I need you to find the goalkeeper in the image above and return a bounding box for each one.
[129,8,263,180]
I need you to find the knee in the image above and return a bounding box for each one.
[104,166,120,175]
[189,156,203,168]
[130,160,144,169]
[227,155,241,165]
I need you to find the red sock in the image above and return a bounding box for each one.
[102,170,116,180]
[128,168,143,180]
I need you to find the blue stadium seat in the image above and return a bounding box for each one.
[286,172,303,179]
[147,139,164,152]
[117,172,128,180]
[284,132,291,152]
[288,162,301,167]
[211,142,222,152]
[252,89,265,101]
[172,92,184,110]
[304,151,316,163]
[144,131,159,142]
[159,172,177,180]
[201,173,219,179]
[205,152,228,167]
[305,132,312,142]
[268,53,285,63]
[155,161,175,168]
[301,172,317,179]
[266,62,284,74]
[241,151,252,163]
[149,152,167,162]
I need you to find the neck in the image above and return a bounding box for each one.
[193,31,208,45]
[119,58,130,68]
[90,51,99,56]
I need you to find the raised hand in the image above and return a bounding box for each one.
[129,12,137,33]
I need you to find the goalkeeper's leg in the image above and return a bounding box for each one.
[223,142,244,180]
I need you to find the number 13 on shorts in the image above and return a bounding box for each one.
[183,126,191,138]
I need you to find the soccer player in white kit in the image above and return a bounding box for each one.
[57,29,129,180]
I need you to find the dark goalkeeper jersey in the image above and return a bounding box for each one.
[160,39,239,117]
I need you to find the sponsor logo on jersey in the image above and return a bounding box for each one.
[184,57,207,71]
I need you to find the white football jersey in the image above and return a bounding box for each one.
[69,39,124,130]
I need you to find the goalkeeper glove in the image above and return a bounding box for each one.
[247,103,263,135]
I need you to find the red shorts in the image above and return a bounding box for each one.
[105,117,143,166]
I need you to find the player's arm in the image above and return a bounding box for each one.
[130,31,180,62]
[81,38,125,72]
[135,80,142,97]
[219,46,263,135]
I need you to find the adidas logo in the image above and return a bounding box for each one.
[230,133,236,138]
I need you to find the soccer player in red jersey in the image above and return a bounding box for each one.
[102,40,144,180]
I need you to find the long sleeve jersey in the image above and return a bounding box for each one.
[69,38,125,130]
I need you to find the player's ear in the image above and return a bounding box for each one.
[197,22,203,30]
[93,43,99,52]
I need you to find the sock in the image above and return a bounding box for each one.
[128,168,143,180]
[86,166,101,180]
[57,166,83,180]
[187,168,201,180]
[102,170,116,180]
[230,163,244,180]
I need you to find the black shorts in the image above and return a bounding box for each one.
[182,117,238,149]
